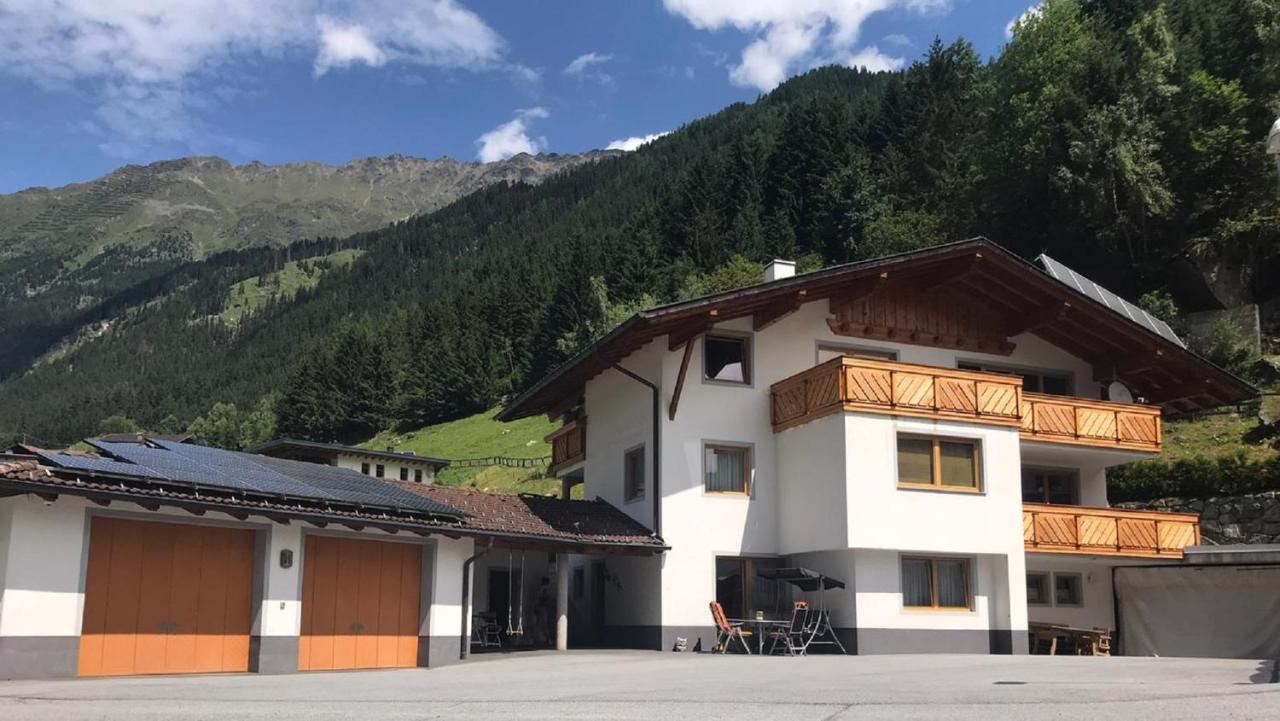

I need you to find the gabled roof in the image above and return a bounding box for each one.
[386,481,666,552]
[499,238,1255,420]
[248,438,450,468]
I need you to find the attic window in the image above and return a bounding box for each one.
[704,334,750,385]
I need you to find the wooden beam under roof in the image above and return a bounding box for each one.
[1005,301,1072,337]
[667,334,699,421]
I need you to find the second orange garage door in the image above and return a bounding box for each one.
[298,535,423,671]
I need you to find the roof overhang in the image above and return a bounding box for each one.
[499,238,1256,420]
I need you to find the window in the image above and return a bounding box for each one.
[957,362,1072,396]
[573,567,585,599]
[623,446,645,502]
[1026,572,1050,605]
[399,467,409,481]
[715,557,789,620]
[414,469,424,483]
[1054,573,1083,606]
[704,444,750,494]
[1022,469,1079,505]
[703,334,750,384]
[375,464,385,478]
[902,557,972,610]
[1027,571,1084,607]
[816,343,897,364]
[360,462,370,475]
[897,435,980,491]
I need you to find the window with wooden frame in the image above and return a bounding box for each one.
[1021,468,1079,505]
[901,556,972,610]
[703,334,751,385]
[704,444,751,495]
[896,435,980,491]
[623,445,645,503]
[1026,572,1050,606]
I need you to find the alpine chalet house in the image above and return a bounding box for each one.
[250,439,450,484]
[499,238,1254,655]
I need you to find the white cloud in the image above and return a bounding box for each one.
[475,107,550,163]
[605,131,671,151]
[830,45,904,72]
[314,16,386,76]
[0,0,508,158]
[662,0,945,91]
[563,51,615,91]
[1005,3,1043,39]
[564,52,612,76]
[882,33,912,48]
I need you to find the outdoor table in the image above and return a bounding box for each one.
[731,617,789,654]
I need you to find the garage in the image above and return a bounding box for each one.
[298,535,422,671]
[77,517,256,677]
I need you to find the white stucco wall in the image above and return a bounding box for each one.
[777,414,848,554]
[333,455,438,483]
[426,536,475,640]
[0,496,87,638]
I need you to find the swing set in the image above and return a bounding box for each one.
[505,550,526,638]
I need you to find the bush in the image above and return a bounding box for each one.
[1108,454,1280,502]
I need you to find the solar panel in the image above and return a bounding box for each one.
[1036,254,1185,348]
[42,439,465,519]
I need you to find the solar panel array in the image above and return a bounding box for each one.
[1036,254,1186,348]
[37,440,463,519]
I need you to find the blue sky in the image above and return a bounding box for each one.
[0,1,1037,194]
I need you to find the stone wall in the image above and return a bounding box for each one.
[1117,491,1280,545]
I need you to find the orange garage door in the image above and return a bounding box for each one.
[78,517,256,677]
[298,535,422,671]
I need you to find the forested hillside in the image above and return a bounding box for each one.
[1,0,1276,447]
[0,152,602,385]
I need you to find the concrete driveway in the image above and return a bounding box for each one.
[0,651,1277,720]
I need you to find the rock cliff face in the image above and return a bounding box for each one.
[1118,492,1280,545]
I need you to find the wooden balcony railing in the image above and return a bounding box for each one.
[771,356,1025,432]
[546,420,586,474]
[1020,393,1161,452]
[1023,503,1200,559]
[770,356,1162,451]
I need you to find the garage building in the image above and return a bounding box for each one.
[0,438,663,680]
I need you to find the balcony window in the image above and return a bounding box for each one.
[715,556,789,619]
[902,556,972,610]
[704,334,750,385]
[623,445,645,502]
[704,444,750,495]
[897,435,980,491]
[958,361,1071,396]
[1022,469,1079,505]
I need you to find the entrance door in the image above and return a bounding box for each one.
[298,535,422,671]
[78,517,256,677]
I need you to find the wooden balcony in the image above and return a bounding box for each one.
[1020,393,1161,452]
[1023,503,1200,559]
[770,356,1024,432]
[770,356,1162,451]
[546,420,586,474]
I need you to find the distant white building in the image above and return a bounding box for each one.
[500,238,1252,655]
[251,439,450,484]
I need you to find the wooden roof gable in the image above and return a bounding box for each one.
[498,238,1255,421]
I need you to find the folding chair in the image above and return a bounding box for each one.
[767,604,811,656]
[709,602,753,654]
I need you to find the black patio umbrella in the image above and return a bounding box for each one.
[755,567,846,592]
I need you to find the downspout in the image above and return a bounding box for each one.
[611,364,660,536]
[459,542,491,661]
